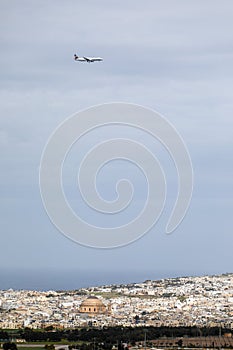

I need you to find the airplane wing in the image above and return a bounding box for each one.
[83,56,103,62]
[83,57,92,62]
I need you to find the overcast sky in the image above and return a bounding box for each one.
[0,0,233,290]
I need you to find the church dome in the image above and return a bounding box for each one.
[79,296,107,314]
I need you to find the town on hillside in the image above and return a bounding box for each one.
[0,273,232,330]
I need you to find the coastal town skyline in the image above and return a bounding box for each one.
[1,269,232,292]
[1,273,232,329]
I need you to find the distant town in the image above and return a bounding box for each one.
[0,273,232,330]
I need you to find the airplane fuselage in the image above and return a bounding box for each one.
[74,54,103,63]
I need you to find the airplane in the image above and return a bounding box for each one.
[74,53,103,63]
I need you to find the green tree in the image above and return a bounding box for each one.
[3,343,17,350]
[178,339,183,347]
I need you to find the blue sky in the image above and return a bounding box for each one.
[0,0,233,290]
